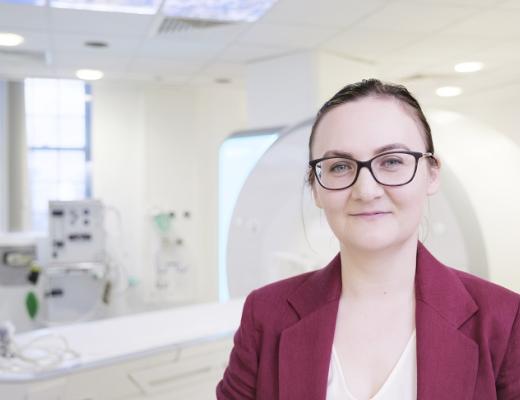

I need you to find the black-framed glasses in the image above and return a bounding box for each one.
[309,151,435,190]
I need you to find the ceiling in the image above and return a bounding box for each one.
[1,0,520,104]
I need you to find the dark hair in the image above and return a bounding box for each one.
[307,78,436,185]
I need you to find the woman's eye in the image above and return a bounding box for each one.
[380,158,403,168]
[330,162,352,173]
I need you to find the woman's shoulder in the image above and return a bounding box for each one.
[449,266,520,315]
[242,268,322,329]
[250,268,319,306]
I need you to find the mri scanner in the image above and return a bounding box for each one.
[227,110,514,296]
[1,110,520,399]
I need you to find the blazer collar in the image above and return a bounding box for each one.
[415,242,478,327]
[279,241,480,400]
[286,242,478,324]
[286,252,342,319]
[414,243,479,399]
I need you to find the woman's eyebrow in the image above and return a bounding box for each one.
[376,143,411,153]
[322,143,411,158]
[322,150,354,158]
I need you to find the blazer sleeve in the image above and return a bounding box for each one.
[496,298,520,399]
[216,290,260,399]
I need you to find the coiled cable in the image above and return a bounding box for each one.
[0,322,80,374]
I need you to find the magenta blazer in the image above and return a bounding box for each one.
[216,242,520,399]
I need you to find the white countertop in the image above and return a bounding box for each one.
[0,298,244,383]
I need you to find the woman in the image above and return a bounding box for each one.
[216,79,520,400]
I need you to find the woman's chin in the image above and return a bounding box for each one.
[342,233,398,253]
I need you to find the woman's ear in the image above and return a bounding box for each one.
[426,157,441,196]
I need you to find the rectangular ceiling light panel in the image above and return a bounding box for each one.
[0,0,45,5]
[163,0,278,22]
[50,0,161,14]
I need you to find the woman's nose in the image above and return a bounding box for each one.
[350,166,384,200]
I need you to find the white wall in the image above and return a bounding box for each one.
[440,85,520,148]
[315,51,377,105]
[246,51,319,128]
[91,82,147,299]
[92,81,246,305]
[0,81,7,232]
[245,50,377,129]
[192,85,248,303]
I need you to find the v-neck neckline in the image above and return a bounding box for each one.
[331,329,416,400]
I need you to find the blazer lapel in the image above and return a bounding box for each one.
[415,242,479,400]
[279,254,342,400]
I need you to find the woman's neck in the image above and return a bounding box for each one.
[339,236,418,302]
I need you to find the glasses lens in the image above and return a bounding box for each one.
[372,152,416,185]
[316,157,357,189]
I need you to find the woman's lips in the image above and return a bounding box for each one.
[350,211,391,219]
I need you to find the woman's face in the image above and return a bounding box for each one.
[311,96,440,252]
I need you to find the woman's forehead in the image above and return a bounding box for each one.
[313,97,426,157]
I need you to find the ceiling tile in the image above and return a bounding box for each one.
[376,58,435,83]
[198,62,245,79]
[0,65,56,80]
[217,43,295,63]
[261,0,387,28]
[50,52,131,70]
[51,33,139,56]
[137,38,227,60]
[320,27,420,62]
[114,70,189,84]
[49,7,154,36]
[462,39,520,73]
[498,0,520,9]
[358,1,481,34]
[0,3,48,30]
[0,28,50,51]
[0,49,47,68]
[399,0,503,7]
[380,33,496,69]
[128,58,204,75]
[149,22,250,45]
[442,9,520,38]
[237,22,338,48]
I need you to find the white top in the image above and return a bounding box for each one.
[326,329,417,400]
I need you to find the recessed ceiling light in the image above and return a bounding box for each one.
[85,41,109,49]
[76,69,104,81]
[436,86,462,97]
[215,77,231,84]
[0,33,24,47]
[454,62,483,73]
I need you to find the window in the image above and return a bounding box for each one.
[25,78,91,232]
[218,129,280,302]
